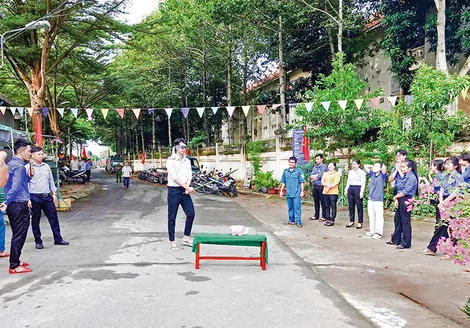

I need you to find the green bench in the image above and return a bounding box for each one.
[192,233,268,270]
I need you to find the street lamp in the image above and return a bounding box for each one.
[0,20,51,69]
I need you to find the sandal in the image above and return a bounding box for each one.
[0,251,9,258]
[181,239,193,247]
[319,218,326,222]
[309,217,319,221]
[346,223,355,228]
[356,223,363,229]
[9,266,33,274]
[283,222,296,225]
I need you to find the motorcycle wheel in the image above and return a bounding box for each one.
[229,186,238,197]
[80,176,87,184]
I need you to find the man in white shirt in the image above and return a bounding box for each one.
[70,156,79,171]
[26,147,69,249]
[122,162,133,189]
[166,138,195,251]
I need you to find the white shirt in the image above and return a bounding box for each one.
[346,168,366,194]
[166,154,192,187]
[122,166,132,177]
[25,161,57,194]
[70,159,79,170]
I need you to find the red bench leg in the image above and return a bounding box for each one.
[261,242,266,270]
[195,244,200,269]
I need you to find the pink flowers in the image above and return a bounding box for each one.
[436,191,470,266]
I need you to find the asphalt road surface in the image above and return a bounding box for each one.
[0,170,373,328]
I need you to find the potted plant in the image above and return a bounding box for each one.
[253,171,280,194]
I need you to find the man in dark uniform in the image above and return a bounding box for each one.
[1,139,34,274]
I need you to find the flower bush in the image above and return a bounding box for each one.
[436,189,470,266]
[405,184,437,220]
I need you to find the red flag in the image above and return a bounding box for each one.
[34,115,44,147]
[301,128,309,162]
[141,151,146,164]
[185,147,189,156]
[81,145,87,159]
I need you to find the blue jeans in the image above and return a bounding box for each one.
[123,177,130,188]
[0,211,5,252]
[287,197,302,224]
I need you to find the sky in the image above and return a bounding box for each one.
[122,0,161,24]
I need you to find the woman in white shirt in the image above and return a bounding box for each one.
[344,159,366,229]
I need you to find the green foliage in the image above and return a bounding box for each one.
[252,170,280,190]
[459,298,470,320]
[246,140,264,176]
[293,52,382,162]
[188,134,206,149]
[379,65,470,158]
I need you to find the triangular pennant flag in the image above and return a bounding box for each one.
[211,107,219,114]
[0,107,6,115]
[305,102,314,112]
[26,107,33,117]
[369,97,380,109]
[71,108,78,118]
[321,101,331,111]
[17,107,24,116]
[405,95,414,105]
[196,107,205,118]
[256,105,266,114]
[242,105,251,116]
[181,107,190,119]
[226,106,236,117]
[461,86,469,100]
[272,104,281,109]
[85,108,93,120]
[165,108,173,118]
[387,96,398,107]
[116,108,125,119]
[354,99,364,110]
[57,108,65,117]
[132,108,141,119]
[101,108,109,119]
[338,100,348,110]
[148,108,156,115]
[41,107,49,117]
[288,103,298,108]
[9,107,16,115]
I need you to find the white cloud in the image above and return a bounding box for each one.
[122,0,160,24]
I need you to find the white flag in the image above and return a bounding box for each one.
[354,99,364,110]
[17,107,24,116]
[211,106,219,114]
[165,108,173,118]
[196,107,205,118]
[101,108,109,119]
[71,108,79,118]
[9,107,16,115]
[387,96,398,107]
[338,100,348,110]
[226,106,236,117]
[85,108,93,120]
[321,101,331,111]
[305,102,314,112]
[132,108,141,119]
[57,108,65,117]
[242,105,251,116]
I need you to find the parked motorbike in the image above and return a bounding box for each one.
[191,168,238,197]
[59,166,87,184]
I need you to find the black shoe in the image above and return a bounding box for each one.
[346,223,354,228]
[54,240,69,246]
[325,221,334,226]
[35,243,44,249]
[396,245,408,249]
[385,241,396,245]
[356,223,363,229]
[309,217,319,221]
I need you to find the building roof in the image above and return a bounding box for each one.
[0,93,15,107]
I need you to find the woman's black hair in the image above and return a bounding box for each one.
[446,156,460,171]
[432,159,444,172]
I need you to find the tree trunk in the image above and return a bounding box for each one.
[141,120,145,152]
[227,44,233,145]
[338,0,343,53]
[278,15,286,124]
[434,0,448,73]
[459,56,470,76]
[152,111,156,151]
[202,49,210,146]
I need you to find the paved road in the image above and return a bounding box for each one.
[0,170,372,328]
